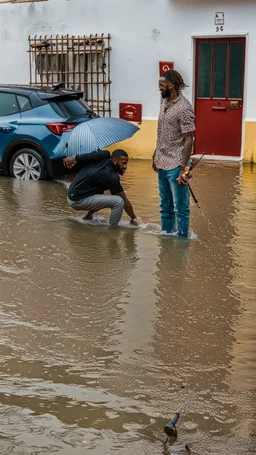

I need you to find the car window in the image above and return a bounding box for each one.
[49,98,92,118]
[0,93,19,116]
[17,95,32,112]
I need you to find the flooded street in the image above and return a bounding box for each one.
[0,161,255,455]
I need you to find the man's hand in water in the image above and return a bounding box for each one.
[63,156,77,169]
[130,218,139,226]
[117,191,137,224]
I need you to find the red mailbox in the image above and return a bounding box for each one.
[119,103,142,123]
[159,61,174,76]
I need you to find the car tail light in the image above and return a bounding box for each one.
[46,123,78,136]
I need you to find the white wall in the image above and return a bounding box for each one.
[0,0,255,119]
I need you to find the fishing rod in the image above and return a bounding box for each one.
[163,385,198,444]
[187,183,200,208]
[183,153,205,208]
[191,152,206,171]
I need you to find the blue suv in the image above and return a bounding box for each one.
[0,85,97,180]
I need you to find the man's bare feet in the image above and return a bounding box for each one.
[83,211,93,220]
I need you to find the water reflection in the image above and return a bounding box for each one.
[0,162,255,454]
[228,165,256,389]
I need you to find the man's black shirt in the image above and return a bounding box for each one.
[68,152,123,201]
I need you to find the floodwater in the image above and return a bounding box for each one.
[0,161,255,455]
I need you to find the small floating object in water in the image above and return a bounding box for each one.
[163,385,198,444]
[164,412,180,443]
[185,443,191,452]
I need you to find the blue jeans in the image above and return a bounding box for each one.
[158,167,190,236]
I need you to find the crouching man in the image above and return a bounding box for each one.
[63,149,138,226]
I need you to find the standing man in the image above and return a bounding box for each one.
[63,149,138,227]
[153,70,195,237]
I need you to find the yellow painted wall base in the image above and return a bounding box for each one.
[108,119,256,163]
[108,120,157,159]
[244,122,256,163]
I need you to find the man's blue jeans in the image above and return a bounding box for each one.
[158,167,190,236]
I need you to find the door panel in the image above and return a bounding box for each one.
[213,42,227,99]
[195,38,245,157]
[229,42,244,99]
[0,93,21,162]
[197,42,212,98]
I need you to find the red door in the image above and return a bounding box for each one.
[194,38,245,157]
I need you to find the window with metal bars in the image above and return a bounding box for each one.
[28,34,111,117]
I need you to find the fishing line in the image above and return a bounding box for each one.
[164,384,199,444]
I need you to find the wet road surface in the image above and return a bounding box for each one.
[0,161,255,454]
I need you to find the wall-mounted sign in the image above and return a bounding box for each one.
[159,61,174,76]
[215,12,224,25]
[119,103,142,123]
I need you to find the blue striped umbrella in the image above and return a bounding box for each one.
[53,117,140,157]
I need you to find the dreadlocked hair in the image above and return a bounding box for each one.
[162,69,188,93]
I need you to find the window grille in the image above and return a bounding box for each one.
[28,34,111,116]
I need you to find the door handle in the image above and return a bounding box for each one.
[212,106,226,111]
[0,126,14,133]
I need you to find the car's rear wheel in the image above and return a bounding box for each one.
[10,149,48,180]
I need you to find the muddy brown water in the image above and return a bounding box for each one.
[0,161,255,455]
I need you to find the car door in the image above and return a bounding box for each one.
[0,92,21,163]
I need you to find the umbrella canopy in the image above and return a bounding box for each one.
[53,117,140,157]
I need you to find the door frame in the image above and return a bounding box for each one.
[189,33,248,161]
